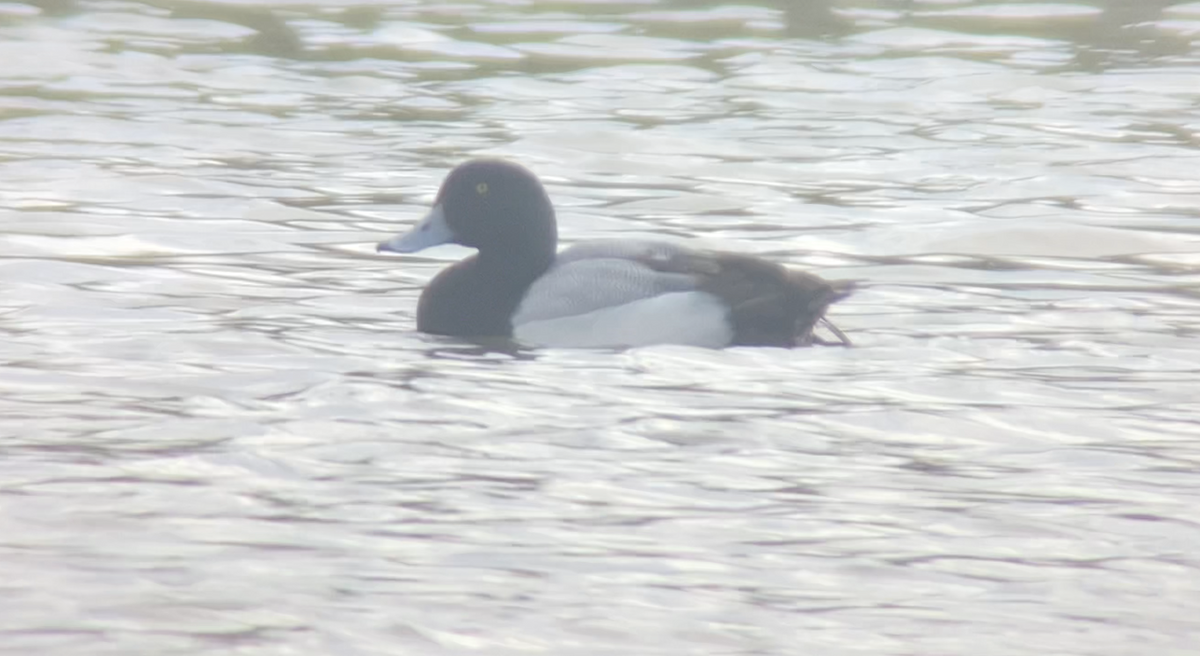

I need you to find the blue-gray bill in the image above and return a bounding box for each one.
[376,204,454,254]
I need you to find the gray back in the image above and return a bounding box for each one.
[513,240,704,324]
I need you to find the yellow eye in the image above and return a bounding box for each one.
[476,182,488,195]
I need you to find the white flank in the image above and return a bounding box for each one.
[513,291,733,349]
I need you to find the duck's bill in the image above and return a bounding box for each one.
[377,204,456,254]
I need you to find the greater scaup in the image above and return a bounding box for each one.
[377,159,853,348]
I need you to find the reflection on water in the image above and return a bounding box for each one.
[2,1,1200,654]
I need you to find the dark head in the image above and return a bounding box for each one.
[377,159,557,267]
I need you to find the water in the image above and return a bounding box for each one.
[2,1,1200,654]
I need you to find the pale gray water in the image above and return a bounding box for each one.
[2,1,1200,654]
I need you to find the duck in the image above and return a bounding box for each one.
[376,159,853,349]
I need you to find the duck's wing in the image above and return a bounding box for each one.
[512,241,701,325]
[513,239,853,348]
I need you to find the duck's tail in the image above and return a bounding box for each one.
[801,279,855,347]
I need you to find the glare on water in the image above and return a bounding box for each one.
[1,1,1199,654]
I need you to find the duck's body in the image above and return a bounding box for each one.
[377,159,852,349]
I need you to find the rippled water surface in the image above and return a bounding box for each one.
[3,0,1200,654]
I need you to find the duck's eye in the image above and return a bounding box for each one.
[476,182,488,196]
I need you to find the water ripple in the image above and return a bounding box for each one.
[1,1,1199,655]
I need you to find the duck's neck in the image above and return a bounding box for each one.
[476,208,558,284]
[477,241,554,284]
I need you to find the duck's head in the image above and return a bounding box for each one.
[377,159,557,257]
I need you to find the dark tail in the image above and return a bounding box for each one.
[802,280,855,347]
